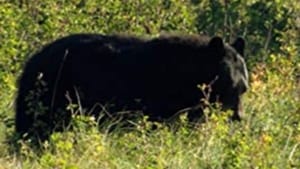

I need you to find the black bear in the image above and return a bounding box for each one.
[15,33,249,139]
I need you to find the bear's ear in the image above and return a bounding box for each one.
[232,37,245,56]
[208,36,225,60]
[209,36,224,50]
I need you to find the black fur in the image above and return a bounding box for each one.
[16,33,249,139]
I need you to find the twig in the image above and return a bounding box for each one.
[50,49,69,113]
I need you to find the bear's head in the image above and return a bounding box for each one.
[206,37,249,120]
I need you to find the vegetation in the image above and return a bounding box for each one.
[0,0,299,168]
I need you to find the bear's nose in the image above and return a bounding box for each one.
[229,100,244,121]
[238,76,249,94]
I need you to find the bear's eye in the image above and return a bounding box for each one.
[233,53,238,62]
[225,50,237,63]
